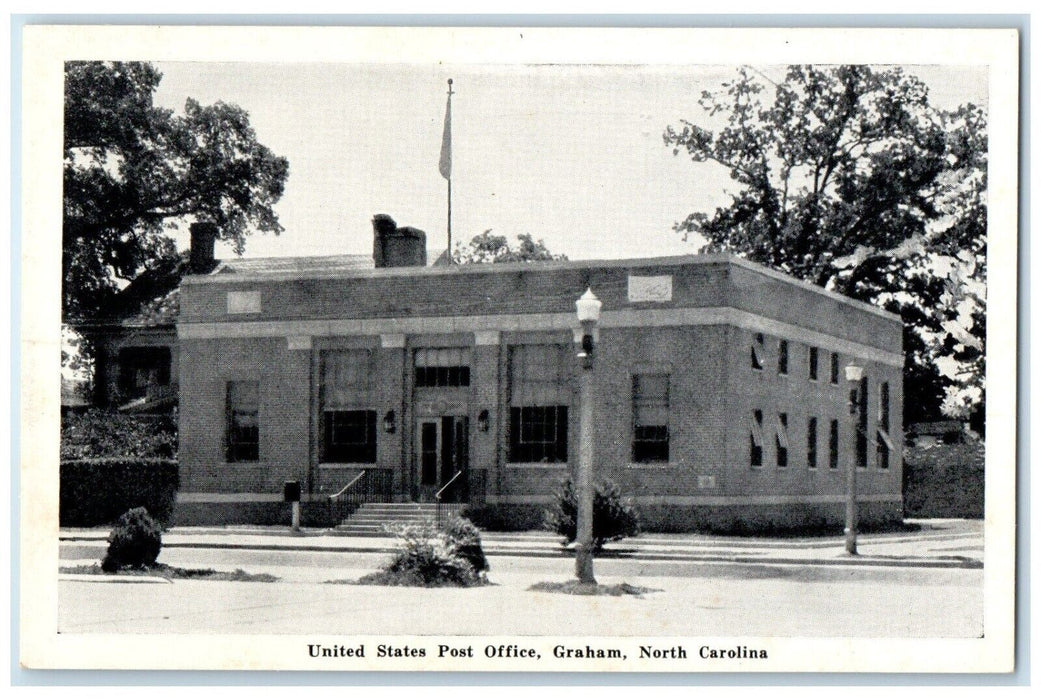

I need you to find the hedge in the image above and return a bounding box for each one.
[60,458,179,527]
[903,442,984,519]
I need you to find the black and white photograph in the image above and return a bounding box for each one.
[17,24,1019,673]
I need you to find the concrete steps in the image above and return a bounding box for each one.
[335,502,465,536]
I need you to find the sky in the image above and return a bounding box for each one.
[153,62,988,262]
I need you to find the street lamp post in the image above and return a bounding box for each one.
[844,364,864,556]
[574,288,602,584]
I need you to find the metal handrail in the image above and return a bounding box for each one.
[435,470,464,501]
[435,470,465,528]
[329,470,366,501]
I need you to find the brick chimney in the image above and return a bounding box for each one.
[373,214,427,268]
[189,222,218,273]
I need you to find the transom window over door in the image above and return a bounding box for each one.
[415,347,471,387]
[321,349,377,463]
[632,373,670,462]
[508,344,569,463]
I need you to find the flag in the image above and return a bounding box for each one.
[438,91,452,180]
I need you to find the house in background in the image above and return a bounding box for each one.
[173,220,905,531]
[907,421,979,447]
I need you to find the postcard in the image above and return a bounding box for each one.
[18,23,1019,674]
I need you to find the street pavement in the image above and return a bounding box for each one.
[59,517,983,573]
[56,519,985,639]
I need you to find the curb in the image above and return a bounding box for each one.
[61,540,982,570]
[60,573,172,584]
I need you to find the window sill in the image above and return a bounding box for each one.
[626,461,673,469]
[319,462,379,468]
[506,462,569,468]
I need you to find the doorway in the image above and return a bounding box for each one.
[417,416,469,502]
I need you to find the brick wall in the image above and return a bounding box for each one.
[179,336,311,494]
[176,255,904,530]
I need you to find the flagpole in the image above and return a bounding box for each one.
[445,79,454,262]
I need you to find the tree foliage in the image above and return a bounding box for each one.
[63,61,289,322]
[453,230,567,264]
[663,65,986,423]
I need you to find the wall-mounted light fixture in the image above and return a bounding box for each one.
[477,409,490,433]
[383,410,396,434]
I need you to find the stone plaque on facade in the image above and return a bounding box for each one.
[627,275,673,303]
[226,290,261,314]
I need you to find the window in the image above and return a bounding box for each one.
[830,352,840,385]
[510,406,568,463]
[321,349,377,463]
[117,347,172,400]
[807,417,818,469]
[751,333,764,371]
[778,340,789,375]
[323,410,377,463]
[776,413,789,467]
[857,376,869,468]
[632,374,670,462]
[809,347,819,381]
[750,410,764,467]
[877,382,893,470]
[415,348,471,387]
[509,345,570,463]
[226,381,259,462]
[828,419,839,469]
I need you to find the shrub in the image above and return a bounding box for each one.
[442,516,489,574]
[903,442,985,518]
[60,458,179,527]
[359,518,489,587]
[61,409,177,460]
[101,507,163,572]
[544,478,641,551]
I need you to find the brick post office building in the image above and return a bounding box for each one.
[175,221,904,531]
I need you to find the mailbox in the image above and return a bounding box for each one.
[283,480,301,503]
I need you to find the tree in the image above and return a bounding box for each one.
[663,65,987,424]
[63,61,289,323]
[453,230,567,264]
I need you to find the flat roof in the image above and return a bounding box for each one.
[183,252,900,322]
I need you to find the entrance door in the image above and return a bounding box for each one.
[416,416,469,502]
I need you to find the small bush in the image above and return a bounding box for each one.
[544,479,641,551]
[60,458,179,527]
[442,516,489,574]
[101,507,162,572]
[358,518,489,587]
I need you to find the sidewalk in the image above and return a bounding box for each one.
[59,518,983,570]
